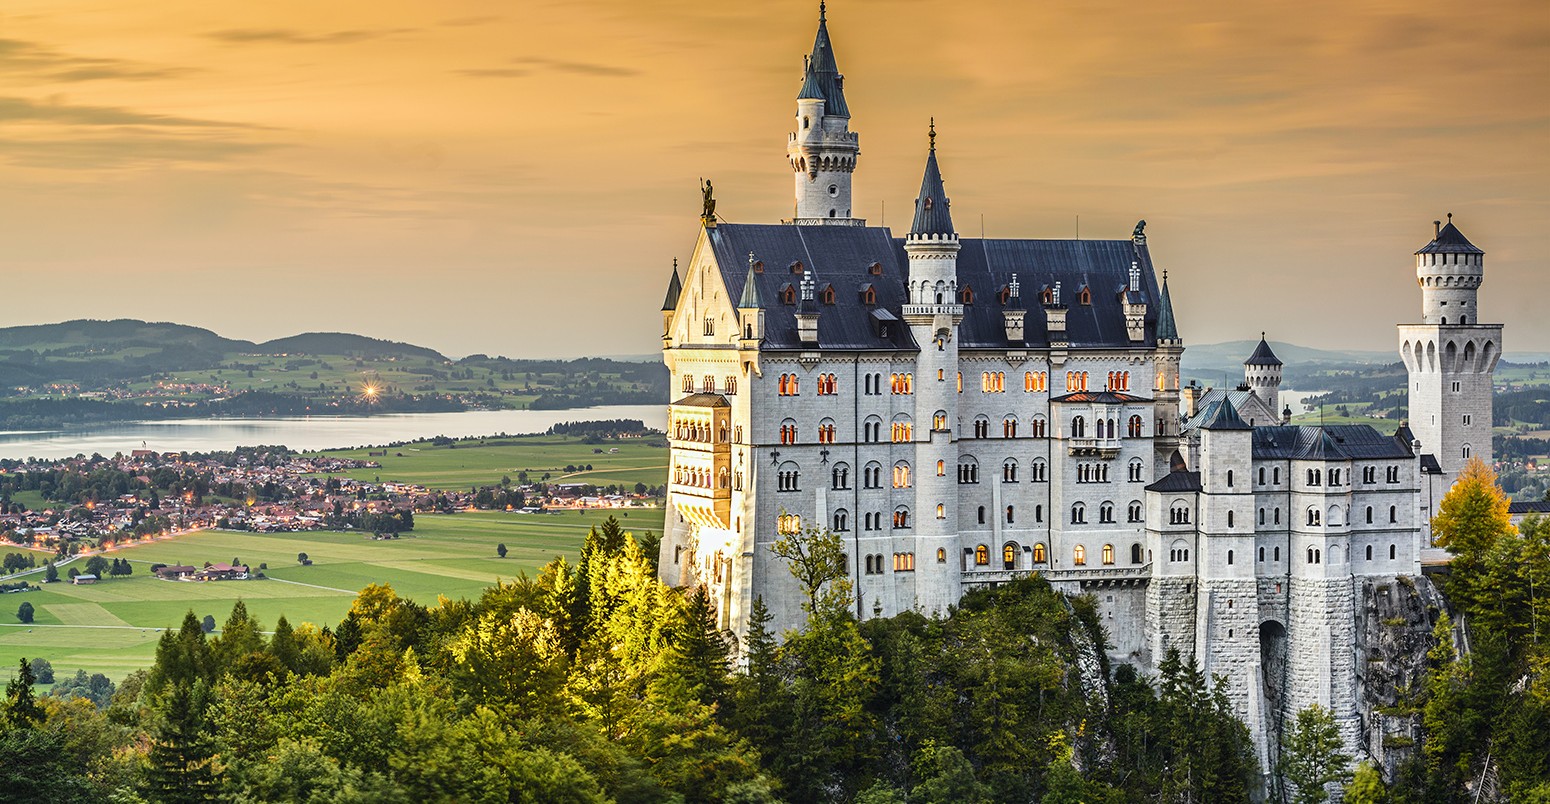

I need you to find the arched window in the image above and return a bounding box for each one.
[1131,543,1143,564]
[817,418,836,444]
[1366,506,1373,524]
[936,503,945,519]
[777,461,801,492]
[1003,416,1018,438]
[1128,501,1143,522]
[1227,549,1234,565]
[1072,416,1086,438]
[1389,543,1397,560]
[892,462,911,488]
[1101,544,1115,565]
[833,509,849,532]
[1389,505,1397,523]
[1003,543,1018,569]
[863,462,882,489]
[933,410,948,430]
[1005,505,1015,524]
[1365,544,1373,561]
[1071,503,1086,524]
[1031,416,1048,438]
[1073,545,1087,566]
[1227,510,1235,528]
[973,416,990,439]
[1031,459,1048,482]
[974,544,989,566]
[936,547,947,563]
[832,463,850,489]
[1128,415,1143,438]
[1002,459,1019,483]
[1033,543,1048,563]
[1099,502,1114,523]
[977,505,986,524]
[936,459,946,477]
[892,506,910,529]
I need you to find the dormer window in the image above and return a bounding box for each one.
[998,287,1011,305]
[924,197,934,210]
[1041,288,1054,305]
[1078,286,1092,305]
[869,262,883,275]
[821,285,836,305]
[781,284,796,305]
[753,260,764,274]
[860,285,876,305]
[790,261,803,275]
[960,287,974,304]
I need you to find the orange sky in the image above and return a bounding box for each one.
[1,0,1546,358]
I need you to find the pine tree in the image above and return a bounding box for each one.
[3,657,42,729]
[269,615,299,674]
[211,599,265,673]
[143,680,221,803]
[664,585,731,706]
[43,562,57,583]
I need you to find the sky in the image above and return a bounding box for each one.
[0,0,1546,359]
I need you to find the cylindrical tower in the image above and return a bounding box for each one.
[787,3,860,224]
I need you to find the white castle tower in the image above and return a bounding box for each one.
[1397,215,1502,490]
[787,3,862,225]
[901,122,963,615]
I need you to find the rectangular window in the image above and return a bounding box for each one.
[1462,414,1472,425]
[1452,381,1461,392]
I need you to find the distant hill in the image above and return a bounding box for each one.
[1182,340,1397,376]
[0,319,253,354]
[256,332,446,362]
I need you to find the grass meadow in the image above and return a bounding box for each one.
[0,508,663,685]
[315,434,670,491]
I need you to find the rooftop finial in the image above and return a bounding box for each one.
[928,117,936,151]
[673,257,678,270]
[819,0,826,21]
[1261,331,1266,340]
[1447,212,1453,222]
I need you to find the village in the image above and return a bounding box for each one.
[0,446,659,557]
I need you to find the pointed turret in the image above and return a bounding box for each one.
[1201,397,1253,431]
[737,254,764,346]
[788,3,860,223]
[1156,270,1180,342]
[661,260,682,336]
[910,121,955,238]
[803,1,849,117]
[1244,334,1282,367]
[1243,333,1283,415]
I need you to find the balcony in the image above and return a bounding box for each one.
[1067,437,1122,457]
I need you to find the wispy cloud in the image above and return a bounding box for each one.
[0,37,193,82]
[0,96,256,128]
[207,28,412,45]
[456,56,639,79]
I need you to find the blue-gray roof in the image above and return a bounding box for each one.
[1416,218,1482,255]
[1201,397,1253,431]
[1245,335,1282,366]
[1250,425,1413,461]
[1156,273,1179,341]
[910,142,954,237]
[800,6,849,118]
[739,266,761,308]
[662,266,682,311]
[704,223,1164,351]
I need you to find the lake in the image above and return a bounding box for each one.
[0,404,668,460]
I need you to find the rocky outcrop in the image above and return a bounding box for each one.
[1353,574,1448,778]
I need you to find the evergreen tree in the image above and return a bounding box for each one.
[44,562,57,583]
[211,599,265,673]
[3,657,42,729]
[15,601,33,624]
[143,680,222,803]
[663,585,731,707]
[269,615,299,674]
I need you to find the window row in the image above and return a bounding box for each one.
[671,419,728,443]
[682,375,739,394]
[671,465,729,489]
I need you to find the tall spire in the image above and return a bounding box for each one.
[1156,270,1179,341]
[803,1,848,117]
[910,120,954,237]
[661,259,682,312]
[739,253,762,308]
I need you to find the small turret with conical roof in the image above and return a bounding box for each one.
[737,252,764,346]
[661,259,682,336]
[903,120,962,310]
[1243,333,1282,413]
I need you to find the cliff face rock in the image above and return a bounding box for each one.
[1353,574,1448,777]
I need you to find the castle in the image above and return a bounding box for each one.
[657,5,1500,770]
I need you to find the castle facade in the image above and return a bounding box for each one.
[657,5,1500,770]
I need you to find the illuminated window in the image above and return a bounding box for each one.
[1102,544,1114,565]
[1073,545,1087,566]
[1032,543,1047,563]
[974,544,989,566]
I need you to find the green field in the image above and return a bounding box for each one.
[315,434,670,491]
[0,508,662,684]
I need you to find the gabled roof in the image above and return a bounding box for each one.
[1050,390,1152,405]
[661,265,682,312]
[1146,470,1202,493]
[1184,388,1280,431]
[910,127,954,237]
[1250,425,1414,461]
[670,393,730,408]
[1200,397,1253,431]
[1416,217,1483,255]
[1245,335,1282,366]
